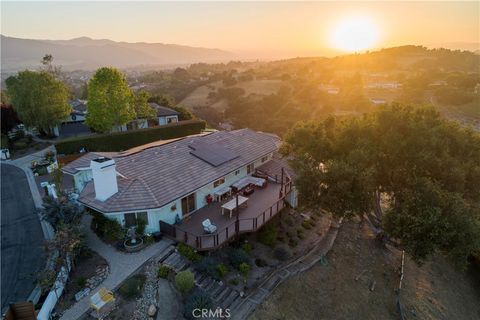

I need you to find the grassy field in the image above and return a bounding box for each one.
[250,221,480,320]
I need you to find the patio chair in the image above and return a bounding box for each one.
[202,219,217,234]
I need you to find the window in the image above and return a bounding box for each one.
[167,117,178,124]
[181,193,196,215]
[124,212,149,227]
[235,170,240,175]
[247,163,254,174]
[261,155,269,163]
[214,177,225,188]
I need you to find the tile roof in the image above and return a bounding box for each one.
[70,129,279,213]
[149,102,179,117]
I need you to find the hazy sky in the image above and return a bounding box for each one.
[2,1,479,58]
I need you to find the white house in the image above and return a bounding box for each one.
[62,129,297,249]
[115,103,180,132]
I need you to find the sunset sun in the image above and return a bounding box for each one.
[330,16,380,52]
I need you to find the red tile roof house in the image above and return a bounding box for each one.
[62,129,298,250]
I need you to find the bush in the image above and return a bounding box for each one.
[91,211,124,241]
[274,246,292,261]
[104,219,124,241]
[136,218,147,236]
[177,243,203,262]
[239,262,250,278]
[258,223,278,247]
[229,278,239,286]
[144,235,155,245]
[228,248,250,269]
[55,120,206,154]
[175,270,195,294]
[289,237,299,247]
[184,290,213,320]
[119,274,146,300]
[157,265,171,279]
[0,134,9,149]
[302,220,313,230]
[13,141,27,150]
[216,263,228,279]
[242,243,253,253]
[77,276,87,287]
[255,258,268,267]
[284,216,294,226]
[195,257,219,279]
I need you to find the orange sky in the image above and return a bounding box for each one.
[2,1,479,58]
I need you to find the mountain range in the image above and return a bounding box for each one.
[1,35,235,72]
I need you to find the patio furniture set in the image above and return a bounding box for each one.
[202,175,268,234]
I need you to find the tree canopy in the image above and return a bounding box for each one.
[5,70,71,134]
[281,104,480,267]
[133,90,156,119]
[85,67,135,133]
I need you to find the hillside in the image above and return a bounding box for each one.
[0,35,235,71]
[251,221,480,320]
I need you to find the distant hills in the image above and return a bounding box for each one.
[0,35,236,72]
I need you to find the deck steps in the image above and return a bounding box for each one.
[220,290,240,309]
[214,286,232,303]
[155,245,175,263]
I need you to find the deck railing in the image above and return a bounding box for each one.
[169,174,293,251]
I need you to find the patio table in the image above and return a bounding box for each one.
[221,195,249,218]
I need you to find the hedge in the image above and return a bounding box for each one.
[55,120,206,154]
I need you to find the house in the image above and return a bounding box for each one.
[62,129,297,250]
[116,103,180,132]
[53,99,91,137]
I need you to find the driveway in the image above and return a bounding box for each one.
[1,164,45,312]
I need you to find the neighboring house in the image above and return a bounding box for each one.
[118,103,180,132]
[53,99,91,137]
[63,129,297,250]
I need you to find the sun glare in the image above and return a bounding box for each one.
[330,16,380,52]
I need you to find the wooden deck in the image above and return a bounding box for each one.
[164,177,292,251]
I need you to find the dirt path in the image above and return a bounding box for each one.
[250,221,480,320]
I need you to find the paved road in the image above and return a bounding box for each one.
[1,164,45,311]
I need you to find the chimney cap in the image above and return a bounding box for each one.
[92,157,112,163]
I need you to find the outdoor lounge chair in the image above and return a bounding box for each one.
[202,219,217,233]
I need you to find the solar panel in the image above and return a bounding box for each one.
[189,141,239,167]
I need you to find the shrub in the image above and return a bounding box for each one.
[242,243,253,253]
[55,120,206,154]
[289,237,299,247]
[239,262,250,278]
[0,134,9,149]
[144,235,155,245]
[13,141,27,149]
[229,278,239,286]
[175,270,195,294]
[195,257,219,279]
[177,243,203,262]
[228,248,250,269]
[184,290,213,320]
[216,263,228,279]
[119,274,146,300]
[91,211,124,241]
[77,276,87,287]
[157,265,171,279]
[274,246,292,261]
[255,258,268,267]
[258,224,278,247]
[104,219,124,242]
[302,220,313,230]
[136,218,147,236]
[284,216,294,226]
